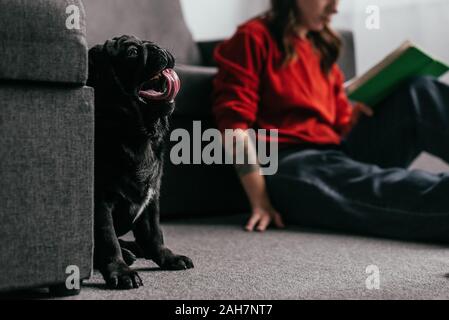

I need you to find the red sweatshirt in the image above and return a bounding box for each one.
[212,18,354,147]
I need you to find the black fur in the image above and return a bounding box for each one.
[88,35,193,290]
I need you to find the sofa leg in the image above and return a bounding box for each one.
[48,282,82,297]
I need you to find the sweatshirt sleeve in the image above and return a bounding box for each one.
[212,28,267,132]
[333,65,354,136]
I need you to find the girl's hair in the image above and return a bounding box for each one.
[265,0,342,74]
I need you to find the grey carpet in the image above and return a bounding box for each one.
[53,214,449,300]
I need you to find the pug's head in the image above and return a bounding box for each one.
[88,35,180,106]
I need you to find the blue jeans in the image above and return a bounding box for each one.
[266,76,449,243]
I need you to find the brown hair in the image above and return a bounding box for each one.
[265,0,342,75]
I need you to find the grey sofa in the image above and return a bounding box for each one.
[0,0,94,294]
[83,0,356,218]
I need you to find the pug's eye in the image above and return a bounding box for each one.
[127,46,139,59]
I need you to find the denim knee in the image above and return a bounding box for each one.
[390,75,441,117]
[407,75,438,91]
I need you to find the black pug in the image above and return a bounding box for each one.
[87,35,193,290]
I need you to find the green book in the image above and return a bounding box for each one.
[345,41,449,106]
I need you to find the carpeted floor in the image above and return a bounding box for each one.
[46,214,449,300]
[3,154,447,300]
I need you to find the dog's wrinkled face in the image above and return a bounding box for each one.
[98,35,180,104]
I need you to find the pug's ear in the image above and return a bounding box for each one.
[104,38,121,57]
[87,42,120,89]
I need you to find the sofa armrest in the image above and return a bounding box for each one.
[0,0,88,84]
[174,64,218,117]
[197,40,223,67]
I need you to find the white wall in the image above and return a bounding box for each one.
[180,0,269,41]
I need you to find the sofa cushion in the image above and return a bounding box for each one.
[174,64,217,117]
[0,0,88,84]
[83,0,201,65]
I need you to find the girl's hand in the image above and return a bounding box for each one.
[245,204,285,232]
[351,102,374,127]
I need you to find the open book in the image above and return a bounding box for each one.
[344,41,449,106]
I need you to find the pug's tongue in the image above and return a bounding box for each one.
[139,69,180,103]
